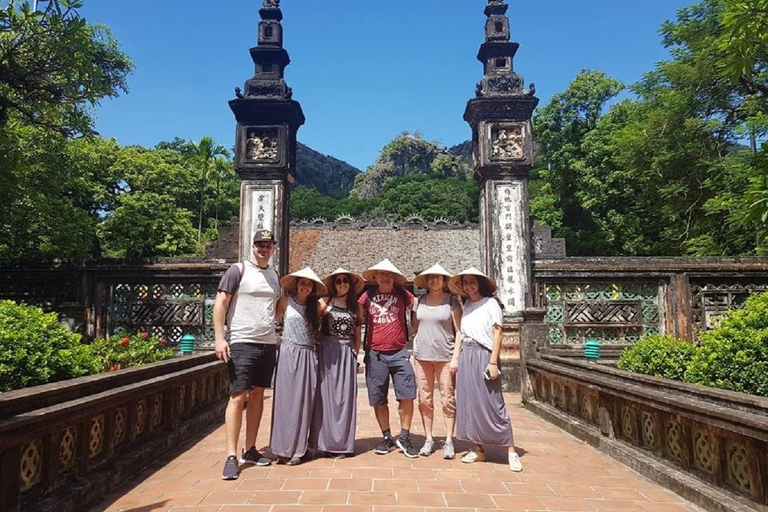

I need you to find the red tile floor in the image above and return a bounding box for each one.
[90,391,704,512]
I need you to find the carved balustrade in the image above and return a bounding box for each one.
[523,354,768,511]
[0,354,228,512]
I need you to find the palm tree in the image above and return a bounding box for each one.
[188,136,229,242]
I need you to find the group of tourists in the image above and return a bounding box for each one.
[213,230,522,481]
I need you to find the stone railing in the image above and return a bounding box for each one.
[519,315,767,512]
[0,354,228,512]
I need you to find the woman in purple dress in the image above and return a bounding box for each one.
[309,267,363,457]
[448,268,523,472]
[270,267,327,465]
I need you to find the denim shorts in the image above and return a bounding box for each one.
[364,348,417,406]
[227,343,277,394]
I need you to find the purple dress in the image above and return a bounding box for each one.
[270,297,318,459]
[310,305,358,454]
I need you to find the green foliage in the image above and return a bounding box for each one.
[0,0,133,136]
[617,334,697,381]
[89,330,175,372]
[0,300,100,392]
[100,191,197,258]
[685,292,768,396]
[351,132,471,198]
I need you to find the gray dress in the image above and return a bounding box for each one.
[270,297,318,459]
[456,298,514,447]
[310,304,358,454]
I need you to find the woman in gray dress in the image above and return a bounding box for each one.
[309,267,363,457]
[448,268,523,472]
[270,267,327,465]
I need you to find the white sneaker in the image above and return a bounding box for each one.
[419,439,435,456]
[508,452,523,472]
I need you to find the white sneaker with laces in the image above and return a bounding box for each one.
[419,439,435,456]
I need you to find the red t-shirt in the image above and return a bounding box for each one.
[359,288,414,352]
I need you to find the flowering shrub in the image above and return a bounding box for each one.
[89,330,175,372]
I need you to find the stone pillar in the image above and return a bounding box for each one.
[464,0,539,389]
[464,0,539,320]
[229,0,304,275]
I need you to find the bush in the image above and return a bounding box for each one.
[89,330,175,372]
[617,334,696,381]
[684,293,768,397]
[0,300,100,392]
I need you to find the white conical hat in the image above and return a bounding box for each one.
[448,267,498,297]
[413,263,453,290]
[322,267,365,295]
[362,258,408,286]
[280,266,328,296]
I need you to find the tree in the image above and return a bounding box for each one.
[100,191,197,258]
[187,136,229,242]
[0,0,133,136]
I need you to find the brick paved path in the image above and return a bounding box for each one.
[90,392,704,512]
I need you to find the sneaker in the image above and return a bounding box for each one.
[396,437,419,459]
[442,440,455,460]
[374,437,396,455]
[419,439,435,456]
[221,455,240,480]
[508,452,523,472]
[287,456,302,466]
[240,447,271,466]
[460,450,486,463]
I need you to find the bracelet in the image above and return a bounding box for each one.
[489,362,498,366]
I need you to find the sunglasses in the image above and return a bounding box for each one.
[254,242,274,249]
[335,277,350,285]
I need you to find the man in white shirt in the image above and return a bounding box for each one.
[213,230,279,480]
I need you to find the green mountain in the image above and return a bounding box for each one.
[350,132,472,198]
[296,143,361,198]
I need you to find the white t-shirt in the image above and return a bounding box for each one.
[218,261,279,344]
[460,297,502,350]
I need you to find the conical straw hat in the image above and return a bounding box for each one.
[322,267,365,295]
[413,263,453,290]
[280,266,328,296]
[362,258,408,286]
[448,267,498,297]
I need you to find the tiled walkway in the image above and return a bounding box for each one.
[90,392,704,512]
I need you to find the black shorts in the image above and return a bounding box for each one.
[227,343,277,394]
[364,348,417,406]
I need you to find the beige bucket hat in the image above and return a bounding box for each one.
[362,258,408,287]
[448,267,498,297]
[413,263,453,290]
[323,267,365,295]
[280,266,328,296]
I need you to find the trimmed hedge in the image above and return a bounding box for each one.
[617,334,696,381]
[617,292,768,397]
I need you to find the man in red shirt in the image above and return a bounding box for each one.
[359,259,418,458]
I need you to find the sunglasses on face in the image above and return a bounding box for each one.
[254,242,274,249]
[335,277,350,285]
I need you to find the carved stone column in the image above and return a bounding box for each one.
[465,0,539,319]
[464,0,539,389]
[229,0,304,274]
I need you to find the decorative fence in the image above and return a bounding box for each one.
[534,257,768,347]
[0,354,228,512]
[0,261,229,348]
[519,310,768,512]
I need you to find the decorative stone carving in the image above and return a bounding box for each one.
[491,125,524,161]
[246,129,279,161]
[263,0,279,7]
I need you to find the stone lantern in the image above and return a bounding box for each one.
[464,0,539,321]
[229,0,304,274]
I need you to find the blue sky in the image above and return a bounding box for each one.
[81,0,695,171]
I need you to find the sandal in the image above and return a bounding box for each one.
[460,450,486,463]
